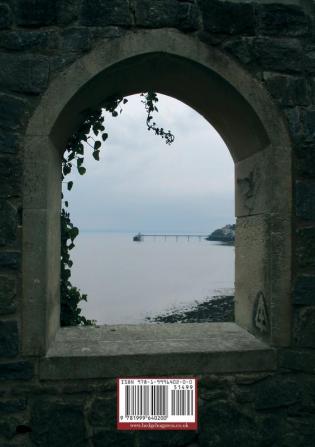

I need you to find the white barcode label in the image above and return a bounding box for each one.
[117,378,197,430]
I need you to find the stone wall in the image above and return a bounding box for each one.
[0,1,315,446]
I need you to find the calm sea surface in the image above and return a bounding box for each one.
[70,232,235,324]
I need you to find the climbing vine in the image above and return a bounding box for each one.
[60,92,175,326]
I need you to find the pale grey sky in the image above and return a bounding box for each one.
[64,94,234,234]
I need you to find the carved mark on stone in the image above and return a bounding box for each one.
[237,167,261,214]
[254,291,269,333]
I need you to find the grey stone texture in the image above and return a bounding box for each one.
[296,181,315,220]
[296,227,315,270]
[256,3,309,37]
[80,0,131,26]
[135,0,200,30]
[0,30,59,51]
[0,200,18,246]
[0,0,314,445]
[0,361,34,380]
[31,399,86,447]
[294,276,315,305]
[199,0,255,35]
[0,54,49,94]
[0,275,16,314]
[16,0,57,26]
[0,320,18,357]
[0,3,13,30]
[294,307,315,348]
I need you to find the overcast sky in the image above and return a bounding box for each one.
[64,94,234,234]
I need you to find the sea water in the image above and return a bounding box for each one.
[70,232,235,324]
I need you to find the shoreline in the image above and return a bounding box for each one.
[146,295,235,323]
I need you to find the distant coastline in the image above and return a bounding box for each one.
[205,224,235,244]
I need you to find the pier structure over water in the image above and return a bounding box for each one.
[133,233,208,242]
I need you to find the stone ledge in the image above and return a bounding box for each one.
[40,323,277,380]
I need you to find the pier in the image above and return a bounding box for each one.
[133,233,208,242]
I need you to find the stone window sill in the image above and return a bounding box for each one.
[39,323,276,380]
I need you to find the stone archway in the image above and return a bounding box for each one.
[22,29,292,357]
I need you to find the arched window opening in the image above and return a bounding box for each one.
[62,94,235,325]
[22,32,292,367]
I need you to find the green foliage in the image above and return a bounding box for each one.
[60,93,175,326]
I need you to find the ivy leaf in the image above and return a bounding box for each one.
[67,181,73,191]
[102,133,108,141]
[123,98,128,104]
[112,110,118,117]
[94,141,101,150]
[65,201,69,208]
[77,143,84,155]
[67,151,76,162]
[93,150,100,161]
[78,166,86,175]
[77,157,84,167]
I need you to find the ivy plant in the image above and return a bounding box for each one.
[61,92,175,326]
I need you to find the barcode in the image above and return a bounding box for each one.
[171,389,194,416]
[118,378,197,430]
[125,385,168,417]
[124,385,195,417]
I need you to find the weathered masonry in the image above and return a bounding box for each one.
[0,0,315,446]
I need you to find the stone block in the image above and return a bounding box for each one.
[138,430,197,447]
[263,73,308,107]
[0,156,22,198]
[16,0,57,26]
[31,400,86,447]
[0,275,16,315]
[56,0,81,25]
[0,199,18,246]
[61,27,91,53]
[285,108,315,145]
[254,37,302,73]
[88,396,116,429]
[0,130,20,154]
[254,375,302,410]
[80,0,131,27]
[256,4,309,37]
[0,54,49,94]
[305,44,315,73]
[0,3,13,29]
[309,77,315,105]
[199,0,255,35]
[296,181,315,220]
[294,144,315,178]
[284,108,303,145]
[222,37,254,65]
[293,276,315,305]
[294,307,315,348]
[0,320,18,357]
[302,108,315,143]
[92,430,135,447]
[199,400,260,446]
[0,252,20,270]
[0,415,22,439]
[296,227,315,270]
[135,0,200,30]
[0,30,58,51]
[0,361,34,380]
[0,94,28,131]
[279,349,315,373]
[0,399,27,413]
